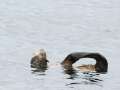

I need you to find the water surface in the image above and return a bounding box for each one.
[0,0,120,90]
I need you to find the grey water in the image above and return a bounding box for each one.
[0,0,120,90]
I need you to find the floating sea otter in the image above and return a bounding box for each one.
[61,52,108,73]
[31,49,49,69]
[30,49,108,73]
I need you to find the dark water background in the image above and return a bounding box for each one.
[0,0,120,90]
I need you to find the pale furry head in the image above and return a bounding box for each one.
[32,49,47,60]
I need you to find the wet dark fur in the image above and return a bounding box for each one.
[61,52,108,73]
[31,56,48,68]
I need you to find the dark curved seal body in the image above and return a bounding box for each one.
[61,52,108,73]
[31,49,49,69]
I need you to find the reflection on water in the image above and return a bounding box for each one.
[63,67,78,79]
[31,66,48,75]
[31,63,105,88]
[66,72,103,87]
[66,80,103,88]
[61,65,105,87]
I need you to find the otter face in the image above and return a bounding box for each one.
[33,49,47,60]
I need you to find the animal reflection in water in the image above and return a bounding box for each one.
[30,49,108,75]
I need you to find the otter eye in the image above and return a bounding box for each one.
[41,53,44,56]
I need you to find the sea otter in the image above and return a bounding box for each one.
[61,52,108,73]
[31,49,49,69]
